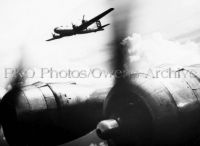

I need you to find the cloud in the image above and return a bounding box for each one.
[122,33,200,72]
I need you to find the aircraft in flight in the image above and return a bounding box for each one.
[46,8,114,41]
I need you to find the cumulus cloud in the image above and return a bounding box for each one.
[122,33,200,72]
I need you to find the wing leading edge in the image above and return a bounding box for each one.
[76,8,114,31]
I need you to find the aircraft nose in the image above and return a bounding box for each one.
[54,27,58,33]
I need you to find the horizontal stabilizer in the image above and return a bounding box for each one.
[100,24,110,29]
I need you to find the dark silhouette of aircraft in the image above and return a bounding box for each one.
[46,8,114,41]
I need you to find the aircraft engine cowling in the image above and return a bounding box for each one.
[96,65,200,146]
[0,82,110,146]
[96,20,102,28]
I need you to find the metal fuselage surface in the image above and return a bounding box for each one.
[54,27,103,37]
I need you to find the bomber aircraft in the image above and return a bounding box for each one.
[46,8,114,41]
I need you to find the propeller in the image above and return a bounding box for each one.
[0,51,27,146]
[96,0,134,145]
[5,49,27,91]
[109,0,133,84]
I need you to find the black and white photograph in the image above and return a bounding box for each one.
[1,0,200,145]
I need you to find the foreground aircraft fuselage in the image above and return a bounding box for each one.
[46,8,114,41]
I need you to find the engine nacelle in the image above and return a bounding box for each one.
[0,82,111,146]
[97,65,200,146]
[96,20,102,29]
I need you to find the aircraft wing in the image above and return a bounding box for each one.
[76,8,114,31]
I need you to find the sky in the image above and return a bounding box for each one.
[0,0,115,89]
[1,0,200,145]
[1,0,200,88]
